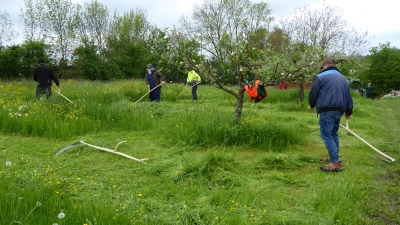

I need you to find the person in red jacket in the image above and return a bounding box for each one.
[279,81,287,90]
[33,58,60,100]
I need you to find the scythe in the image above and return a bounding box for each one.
[55,141,148,163]
[340,119,395,163]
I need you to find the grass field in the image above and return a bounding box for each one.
[1,80,399,224]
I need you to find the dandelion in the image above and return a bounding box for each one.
[6,161,12,166]
[26,201,41,219]
[58,212,65,219]
[138,193,142,197]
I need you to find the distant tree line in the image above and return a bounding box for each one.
[0,0,183,81]
[1,0,399,104]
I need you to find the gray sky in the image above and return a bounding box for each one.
[2,0,399,49]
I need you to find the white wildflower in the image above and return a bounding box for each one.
[6,161,12,166]
[36,201,41,206]
[58,212,65,219]
[18,106,23,111]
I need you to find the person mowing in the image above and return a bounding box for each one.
[309,58,353,172]
[33,58,60,100]
[186,68,201,101]
[145,64,165,102]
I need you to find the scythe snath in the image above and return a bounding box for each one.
[340,119,395,163]
[56,91,73,103]
[55,141,149,163]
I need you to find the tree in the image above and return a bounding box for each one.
[20,40,50,78]
[77,0,110,58]
[173,0,273,120]
[161,29,204,82]
[0,10,17,46]
[72,39,102,80]
[105,8,153,79]
[43,0,80,63]
[20,0,47,42]
[263,2,371,101]
[279,3,369,56]
[360,43,400,96]
[0,45,25,79]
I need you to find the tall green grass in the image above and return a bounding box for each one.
[1,80,399,224]
[0,81,304,151]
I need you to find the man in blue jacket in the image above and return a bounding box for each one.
[309,58,353,172]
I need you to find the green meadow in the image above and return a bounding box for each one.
[1,80,399,225]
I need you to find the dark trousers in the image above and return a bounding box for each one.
[150,87,161,102]
[192,85,198,100]
[36,86,52,100]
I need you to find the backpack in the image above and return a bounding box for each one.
[244,79,268,103]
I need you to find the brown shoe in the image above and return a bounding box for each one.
[321,158,341,163]
[321,162,342,172]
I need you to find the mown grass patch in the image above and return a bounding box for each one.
[1,80,399,224]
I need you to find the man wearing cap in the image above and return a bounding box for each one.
[309,58,353,172]
[145,63,165,102]
[33,58,60,100]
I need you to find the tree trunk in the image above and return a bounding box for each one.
[234,83,245,121]
[299,76,305,102]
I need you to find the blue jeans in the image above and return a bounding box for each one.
[319,111,343,162]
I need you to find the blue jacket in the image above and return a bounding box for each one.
[308,67,353,116]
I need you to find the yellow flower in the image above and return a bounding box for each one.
[138,193,142,197]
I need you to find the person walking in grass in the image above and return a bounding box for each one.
[145,64,165,102]
[308,57,353,172]
[365,82,373,98]
[186,68,201,101]
[33,58,60,100]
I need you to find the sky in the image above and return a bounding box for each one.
[1,0,399,50]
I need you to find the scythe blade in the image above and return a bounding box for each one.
[55,141,83,157]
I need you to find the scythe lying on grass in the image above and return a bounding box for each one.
[55,141,149,163]
[340,119,395,163]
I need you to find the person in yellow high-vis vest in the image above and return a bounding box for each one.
[186,69,201,100]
